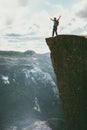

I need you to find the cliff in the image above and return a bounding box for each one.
[46,35,87,130]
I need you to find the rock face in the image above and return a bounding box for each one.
[46,35,87,130]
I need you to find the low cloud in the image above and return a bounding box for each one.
[18,0,29,6]
[74,0,87,18]
[76,6,87,18]
[28,24,40,35]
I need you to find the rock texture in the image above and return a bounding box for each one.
[46,35,87,130]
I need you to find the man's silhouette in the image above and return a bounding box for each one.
[50,16,61,37]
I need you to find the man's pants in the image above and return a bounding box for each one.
[52,26,57,36]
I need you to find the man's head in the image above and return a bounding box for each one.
[54,17,56,20]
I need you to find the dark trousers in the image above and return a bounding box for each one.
[52,26,57,36]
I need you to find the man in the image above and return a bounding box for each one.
[50,16,61,37]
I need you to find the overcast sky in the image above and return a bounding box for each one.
[0,0,87,38]
[0,0,87,36]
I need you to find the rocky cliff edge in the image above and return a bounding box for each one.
[46,35,87,130]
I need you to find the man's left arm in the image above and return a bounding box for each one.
[58,16,61,21]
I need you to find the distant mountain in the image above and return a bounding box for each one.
[0,50,64,130]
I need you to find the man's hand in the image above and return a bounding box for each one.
[50,18,53,21]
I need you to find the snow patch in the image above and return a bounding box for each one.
[22,67,58,96]
[33,97,41,113]
[1,75,10,84]
[6,126,17,130]
[23,120,52,130]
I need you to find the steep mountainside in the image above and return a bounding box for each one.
[46,35,87,130]
[0,50,64,130]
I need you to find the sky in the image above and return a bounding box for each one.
[0,0,87,53]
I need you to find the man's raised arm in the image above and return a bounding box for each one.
[50,18,54,21]
[58,16,61,21]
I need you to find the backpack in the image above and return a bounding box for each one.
[57,20,59,26]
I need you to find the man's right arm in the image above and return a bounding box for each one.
[50,18,54,21]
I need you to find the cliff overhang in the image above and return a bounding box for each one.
[46,35,87,130]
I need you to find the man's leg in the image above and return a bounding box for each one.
[52,28,54,37]
[55,27,58,36]
[56,30,57,35]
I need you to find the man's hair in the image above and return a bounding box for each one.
[54,17,56,20]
